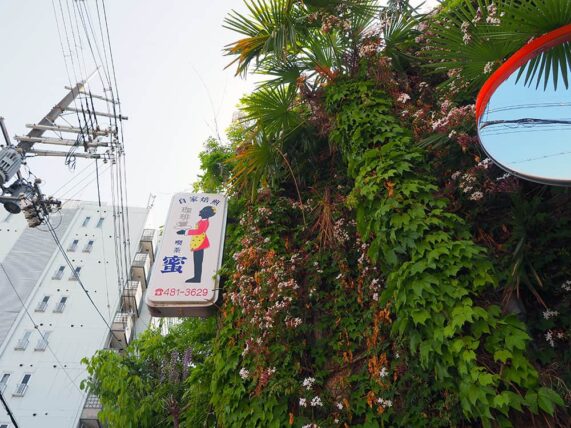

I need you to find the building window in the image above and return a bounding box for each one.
[35,296,50,312]
[3,213,12,223]
[68,239,79,252]
[0,373,10,394]
[69,266,81,280]
[82,216,91,227]
[96,218,105,228]
[83,240,95,253]
[0,423,8,428]
[53,297,68,313]
[52,265,65,280]
[13,374,30,397]
[34,331,51,352]
[14,331,31,351]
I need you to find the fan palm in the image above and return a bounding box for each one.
[224,0,382,196]
[425,0,571,94]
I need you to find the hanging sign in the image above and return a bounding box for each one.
[146,192,228,317]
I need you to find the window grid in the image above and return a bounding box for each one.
[14,331,31,351]
[34,332,51,351]
[83,240,95,253]
[35,296,50,312]
[52,266,65,280]
[68,239,79,252]
[69,266,81,280]
[53,297,68,313]
[13,374,30,397]
[0,373,9,394]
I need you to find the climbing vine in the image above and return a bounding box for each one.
[326,80,563,424]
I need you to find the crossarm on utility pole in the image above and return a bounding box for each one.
[16,69,98,154]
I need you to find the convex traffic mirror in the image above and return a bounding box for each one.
[476,24,571,185]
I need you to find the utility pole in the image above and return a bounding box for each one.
[0,69,125,227]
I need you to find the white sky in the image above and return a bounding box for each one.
[0,0,436,228]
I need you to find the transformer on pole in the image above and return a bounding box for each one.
[0,70,126,227]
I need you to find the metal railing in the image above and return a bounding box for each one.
[141,229,156,241]
[52,269,64,280]
[14,337,29,351]
[84,393,102,409]
[53,302,66,313]
[113,313,132,325]
[13,383,28,397]
[35,300,48,312]
[125,280,140,290]
[34,338,49,351]
[132,253,148,267]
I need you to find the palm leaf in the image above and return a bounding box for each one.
[380,4,422,71]
[255,56,304,86]
[229,135,282,197]
[515,43,571,91]
[240,84,301,138]
[224,0,306,76]
[300,31,346,86]
[424,0,571,94]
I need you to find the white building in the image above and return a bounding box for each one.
[0,200,157,428]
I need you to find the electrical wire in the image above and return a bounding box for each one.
[60,163,111,207]
[50,161,97,197]
[51,0,134,323]
[0,391,19,428]
[100,0,134,276]
[0,263,83,395]
[479,117,571,129]
[43,217,121,342]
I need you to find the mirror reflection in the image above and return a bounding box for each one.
[478,42,571,185]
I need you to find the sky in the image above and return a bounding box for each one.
[0,0,437,228]
[479,60,571,184]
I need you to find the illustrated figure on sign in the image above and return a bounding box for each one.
[176,206,216,283]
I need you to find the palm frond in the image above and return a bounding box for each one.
[424,0,571,94]
[515,42,571,91]
[300,31,346,86]
[224,0,305,76]
[240,84,301,138]
[380,5,422,71]
[255,56,304,87]
[229,135,282,198]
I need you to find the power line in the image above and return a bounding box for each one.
[487,101,571,114]
[43,217,121,341]
[99,0,134,276]
[56,162,105,201]
[51,160,97,197]
[0,263,83,396]
[60,163,111,207]
[479,117,571,130]
[0,391,19,428]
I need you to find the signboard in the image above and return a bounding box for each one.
[146,192,228,317]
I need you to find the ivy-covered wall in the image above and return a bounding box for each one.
[82,1,571,426]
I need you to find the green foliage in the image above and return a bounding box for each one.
[241,84,302,138]
[325,80,563,423]
[81,318,216,427]
[425,0,571,95]
[379,4,422,72]
[194,137,234,193]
